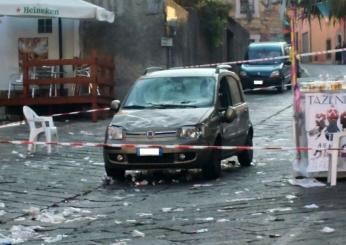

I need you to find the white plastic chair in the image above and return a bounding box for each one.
[23,106,58,154]
[72,66,100,95]
[33,66,58,97]
[328,132,346,186]
[8,72,37,98]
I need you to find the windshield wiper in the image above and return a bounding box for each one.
[150,103,197,108]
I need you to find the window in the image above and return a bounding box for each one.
[38,19,52,33]
[326,39,332,59]
[240,0,255,15]
[227,77,243,105]
[219,78,232,109]
[236,0,259,18]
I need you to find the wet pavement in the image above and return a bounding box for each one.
[1,65,346,244]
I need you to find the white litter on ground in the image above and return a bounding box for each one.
[195,217,214,222]
[286,194,297,200]
[217,218,230,223]
[192,183,213,188]
[196,228,208,233]
[268,207,292,213]
[9,225,43,244]
[132,229,145,238]
[42,234,67,243]
[92,162,104,166]
[24,207,92,224]
[136,213,153,217]
[321,226,335,233]
[288,178,326,188]
[304,204,319,209]
[0,210,5,216]
[162,207,173,213]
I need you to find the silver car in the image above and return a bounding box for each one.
[103,66,253,180]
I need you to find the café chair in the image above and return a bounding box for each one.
[7,73,37,98]
[23,105,58,154]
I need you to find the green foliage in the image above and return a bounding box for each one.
[285,0,346,19]
[196,0,232,48]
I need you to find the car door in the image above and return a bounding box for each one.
[227,75,249,146]
[218,75,244,153]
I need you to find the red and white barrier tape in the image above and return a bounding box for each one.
[0,107,110,129]
[50,107,110,117]
[181,47,346,68]
[1,47,346,130]
[0,140,345,152]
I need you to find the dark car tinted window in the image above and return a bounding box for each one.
[247,45,283,64]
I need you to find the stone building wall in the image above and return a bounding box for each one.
[227,0,284,42]
[81,0,249,99]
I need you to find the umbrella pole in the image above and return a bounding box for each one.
[58,18,65,95]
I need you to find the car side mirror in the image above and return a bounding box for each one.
[110,100,120,113]
[224,107,237,123]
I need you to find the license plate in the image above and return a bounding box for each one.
[136,148,162,156]
[254,80,263,85]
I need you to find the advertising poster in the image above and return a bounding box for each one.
[18,37,48,70]
[305,92,346,172]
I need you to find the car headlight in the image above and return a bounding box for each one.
[239,71,247,77]
[178,126,203,139]
[108,126,125,140]
[270,70,280,78]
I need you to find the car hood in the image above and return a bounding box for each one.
[241,63,283,74]
[110,107,214,131]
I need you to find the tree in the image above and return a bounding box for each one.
[284,0,346,19]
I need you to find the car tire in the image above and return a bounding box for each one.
[202,148,221,180]
[277,79,285,93]
[105,164,126,181]
[238,134,253,167]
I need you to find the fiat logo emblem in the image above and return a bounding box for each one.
[146,131,155,138]
[257,72,261,75]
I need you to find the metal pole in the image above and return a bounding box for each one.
[58,18,65,95]
[289,3,301,159]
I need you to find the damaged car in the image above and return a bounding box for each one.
[103,65,253,180]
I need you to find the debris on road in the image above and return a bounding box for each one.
[304,204,319,209]
[321,227,335,233]
[288,178,326,188]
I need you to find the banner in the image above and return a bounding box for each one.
[305,92,346,172]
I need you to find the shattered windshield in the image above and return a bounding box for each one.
[123,76,216,108]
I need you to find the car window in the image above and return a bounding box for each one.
[227,76,243,105]
[247,45,283,64]
[218,77,232,108]
[123,76,216,108]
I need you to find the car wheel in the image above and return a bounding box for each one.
[105,164,126,181]
[277,79,285,93]
[202,148,221,180]
[238,134,253,167]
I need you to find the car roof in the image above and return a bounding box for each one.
[141,68,231,79]
[248,42,286,48]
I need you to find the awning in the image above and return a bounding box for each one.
[0,0,114,23]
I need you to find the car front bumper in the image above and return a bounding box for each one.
[240,76,283,90]
[103,138,213,170]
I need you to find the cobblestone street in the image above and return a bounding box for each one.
[1,66,346,244]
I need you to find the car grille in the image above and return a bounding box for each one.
[126,130,177,141]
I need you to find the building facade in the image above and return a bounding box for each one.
[227,0,285,42]
[83,0,249,99]
[296,17,345,64]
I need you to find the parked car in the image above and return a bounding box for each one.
[239,42,292,92]
[103,66,253,180]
